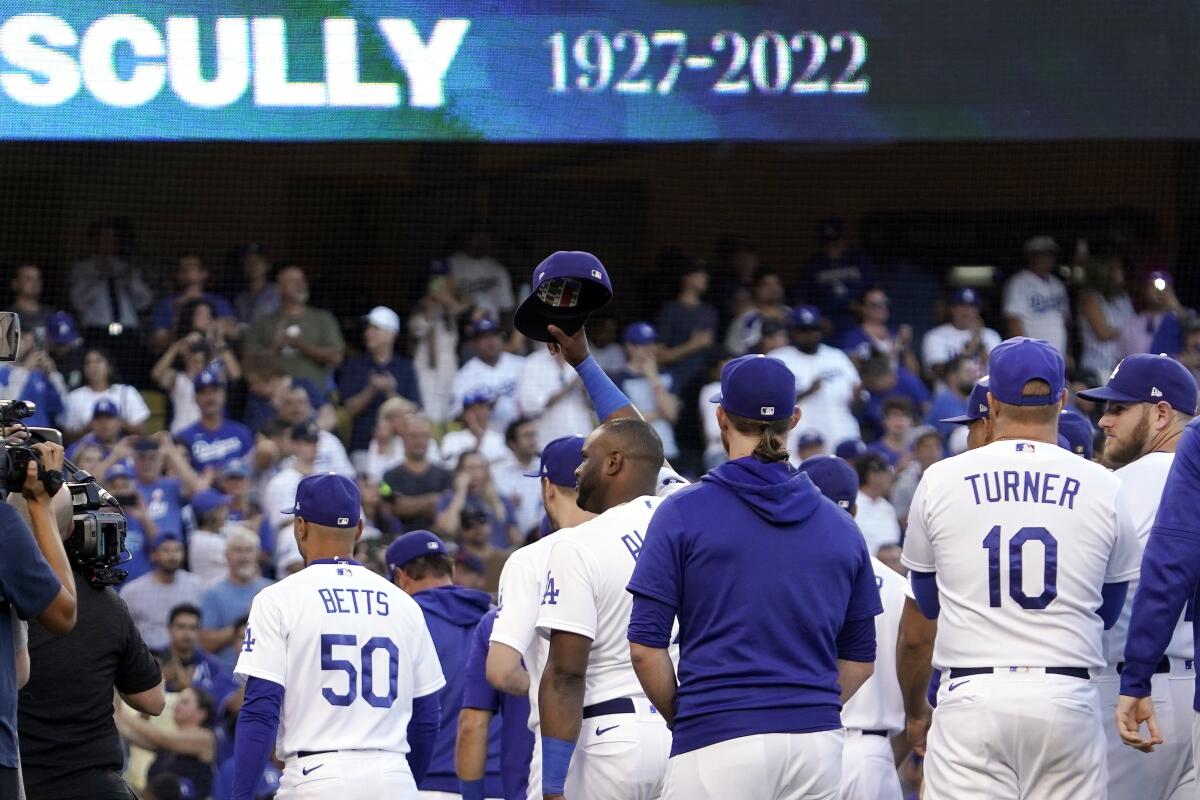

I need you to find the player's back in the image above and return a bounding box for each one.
[536,497,662,706]
[841,557,908,733]
[903,439,1131,669]
[236,560,445,758]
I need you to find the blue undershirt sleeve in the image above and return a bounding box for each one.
[406,692,440,783]
[910,571,940,619]
[231,677,283,800]
[836,615,876,662]
[575,355,633,420]
[627,594,674,648]
[1097,581,1128,630]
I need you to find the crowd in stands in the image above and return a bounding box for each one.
[3,215,1193,797]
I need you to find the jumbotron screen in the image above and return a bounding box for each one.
[0,1,1195,141]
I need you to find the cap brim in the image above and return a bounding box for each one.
[708,391,722,404]
[522,468,542,478]
[514,295,592,343]
[938,414,976,425]
[1076,385,1140,404]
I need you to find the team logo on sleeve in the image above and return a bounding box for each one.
[536,277,583,308]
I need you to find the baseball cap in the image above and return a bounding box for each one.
[193,367,225,392]
[363,306,401,334]
[708,354,797,422]
[951,287,981,307]
[790,306,822,330]
[93,399,119,418]
[623,321,657,345]
[524,435,586,487]
[1056,434,1071,451]
[514,251,613,343]
[1024,235,1059,255]
[798,455,859,512]
[104,462,134,482]
[222,458,249,479]
[281,473,361,528]
[131,436,159,452]
[1076,353,1199,414]
[797,430,825,449]
[460,389,494,410]
[940,376,992,425]
[191,488,232,516]
[1057,408,1096,459]
[46,311,80,346]
[469,317,500,338]
[987,337,1066,406]
[386,530,448,573]
[290,420,320,443]
[835,439,869,461]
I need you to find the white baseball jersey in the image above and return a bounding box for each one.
[841,557,910,735]
[768,343,861,455]
[234,560,446,758]
[1002,270,1069,355]
[517,350,596,449]
[901,439,1140,669]
[1105,451,1194,664]
[451,353,526,432]
[921,323,1002,368]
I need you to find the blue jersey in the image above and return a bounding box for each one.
[0,366,63,429]
[137,477,184,537]
[176,418,253,472]
[627,457,882,755]
[121,515,152,583]
[463,608,532,800]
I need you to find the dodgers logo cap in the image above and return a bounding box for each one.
[386,530,448,573]
[988,337,1066,406]
[1076,353,1198,415]
[940,376,991,425]
[1057,408,1096,459]
[523,434,586,487]
[47,311,80,345]
[93,398,120,418]
[193,367,225,392]
[514,251,613,342]
[191,487,233,516]
[708,354,796,422]
[790,305,823,330]
[952,287,982,307]
[281,472,361,529]
[622,321,657,345]
[798,455,859,512]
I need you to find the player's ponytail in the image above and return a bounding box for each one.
[726,411,791,463]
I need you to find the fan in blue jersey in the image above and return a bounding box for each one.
[175,369,253,473]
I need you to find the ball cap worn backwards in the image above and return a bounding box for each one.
[709,354,797,422]
[987,337,1066,406]
[514,251,613,342]
[282,472,361,529]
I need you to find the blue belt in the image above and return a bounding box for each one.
[948,666,1090,680]
[582,697,635,719]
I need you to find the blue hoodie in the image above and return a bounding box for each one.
[413,584,503,795]
[628,457,882,756]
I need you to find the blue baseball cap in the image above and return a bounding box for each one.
[790,305,823,330]
[46,311,80,346]
[708,354,796,422]
[1076,353,1199,415]
[952,287,982,307]
[835,439,869,461]
[1056,434,1071,451]
[281,473,361,528]
[514,251,613,343]
[470,317,500,338]
[988,337,1066,406]
[93,399,119,418]
[1057,408,1096,459]
[797,430,825,449]
[798,455,859,512]
[194,367,225,392]
[385,530,448,573]
[221,458,249,479]
[523,435,585,487]
[191,488,232,516]
[104,462,134,482]
[940,376,992,425]
[460,388,494,410]
[623,321,657,345]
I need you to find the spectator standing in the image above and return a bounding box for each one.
[120,533,205,652]
[244,265,345,390]
[45,311,86,390]
[656,260,718,399]
[454,317,525,433]
[711,236,761,325]
[445,224,516,317]
[441,390,509,466]
[7,263,47,338]
[0,331,66,430]
[116,687,217,800]
[149,255,236,353]
[232,245,280,326]
[151,321,240,435]
[132,434,201,539]
[217,458,259,530]
[855,351,930,441]
[796,217,877,336]
[338,305,422,456]
[841,287,918,375]
[68,219,153,363]
[618,322,681,461]
[1003,236,1070,354]
[434,452,520,549]
[854,453,901,557]
[62,348,150,436]
[198,528,272,669]
[409,273,464,425]
[175,368,254,475]
[921,288,1002,375]
[157,604,236,706]
[725,268,790,356]
[1078,254,1135,379]
[867,397,915,469]
[491,417,544,536]
[187,489,236,585]
[104,463,155,581]
[381,414,453,532]
[517,344,593,450]
[1119,270,1181,359]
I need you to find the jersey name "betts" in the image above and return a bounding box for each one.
[317,588,390,616]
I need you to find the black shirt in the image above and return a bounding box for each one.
[19,572,162,800]
[381,461,453,531]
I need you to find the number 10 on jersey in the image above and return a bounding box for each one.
[982,526,1058,609]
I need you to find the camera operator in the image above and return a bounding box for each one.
[0,442,78,800]
[17,443,164,800]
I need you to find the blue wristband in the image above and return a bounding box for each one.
[541,735,576,795]
[575,355,632,420]
[459,778,486,800]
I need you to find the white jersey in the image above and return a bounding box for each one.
[921,323,1002,368]
[1105,452,1193,664]
[452,353,526,433]
[517,350,596,449]
[1003,269,1070,355]
[901,439,1139,669]
[841,557,910,734]
[768,343,861,458]
[234,560,446,758]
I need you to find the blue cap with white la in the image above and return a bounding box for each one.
[708,354,796,422]
[194,367,225,392]
[798,455,859,512]
[281,473,361,528]
[47,311,79,346]
[834,439,869,461]
[1076,353,1199,415]
[952,287,982,307]
[104,461,134,482]
[623,321,657,345]
[988,337,1066,406]
[797,430,825,449]
[1057,408,1096,459]
[790,305,822,330]
[470,317,500,338]
[93,398,119,418]
[385,530,448,574]
[940,376,991,425]
[524,434,585,487]
[514,251,613,343]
